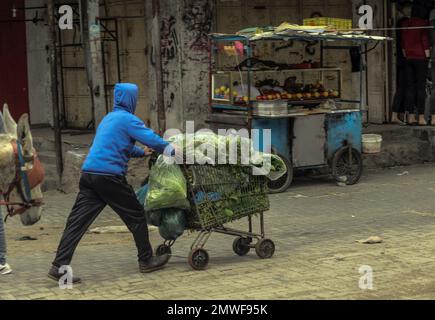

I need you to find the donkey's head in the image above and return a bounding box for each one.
[0,104,44,226]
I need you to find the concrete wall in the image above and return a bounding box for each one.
[144,0,384,132]
[25,0,53,126]
[146,0,214,131]
[25,0,387,129]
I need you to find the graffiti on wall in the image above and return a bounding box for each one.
[160,15,179,64]
[182,0,213,54]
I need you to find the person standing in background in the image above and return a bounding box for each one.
[429,7,435,125]
[401,3,431,126]
[391,2,411,125]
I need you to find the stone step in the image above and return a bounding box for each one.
[363,139,431,169]
[33,137,56,152]
[41,177,59,192]
[41,164,59,192]
[38,151,57,166]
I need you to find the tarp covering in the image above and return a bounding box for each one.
[210,22,391,42]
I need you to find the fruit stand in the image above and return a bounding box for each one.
[207,23,389,193]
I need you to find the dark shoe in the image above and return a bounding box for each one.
[139,254,170,273]
[48,265,81,284]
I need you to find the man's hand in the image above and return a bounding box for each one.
[143,146,154,156]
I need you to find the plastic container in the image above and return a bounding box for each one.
[362,134,382,154]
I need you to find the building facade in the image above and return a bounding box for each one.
[0,0,394,131]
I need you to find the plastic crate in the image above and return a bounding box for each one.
[303,17,352,30]
[183,165,270,229]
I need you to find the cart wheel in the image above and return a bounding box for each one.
[267,155,293,194]
[255,238,275,259]
[332,146,363,185]
[232,237,251,256]
[188,248,209,270]
[155,244,172,256]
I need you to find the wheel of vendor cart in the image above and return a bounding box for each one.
[155,244,172,256]
[267,155,293,194]
[331,146,363,185]
[255,238,275,259]
[232,237,251,256]
[188,248,210,270]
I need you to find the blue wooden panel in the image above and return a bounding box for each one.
[326,111,362,159]
[252,118,290,159]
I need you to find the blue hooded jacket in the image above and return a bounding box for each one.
[82,83,171,176]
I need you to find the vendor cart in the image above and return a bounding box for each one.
[207,25,389,193]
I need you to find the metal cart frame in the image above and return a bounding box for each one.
[154,164,275,270]
[207,30,388,193]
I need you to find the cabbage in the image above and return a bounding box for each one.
[145,156,190,211]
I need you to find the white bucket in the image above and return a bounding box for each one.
[362,134,382,154]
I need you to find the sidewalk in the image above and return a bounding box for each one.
[3,164,435,299]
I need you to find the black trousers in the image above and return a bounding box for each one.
[405,59,428,115]
[392,60,408,113]
[52,173,152,267]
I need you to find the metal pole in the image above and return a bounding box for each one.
[152,0,166,134]
[58,21,66,128]
[80,0,107,129]
[47,0,63,180]
[115,18,121,82]
[101,41,109,114]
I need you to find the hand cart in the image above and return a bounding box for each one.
[154,164,275,271]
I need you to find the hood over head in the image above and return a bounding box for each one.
[113,83,138,114]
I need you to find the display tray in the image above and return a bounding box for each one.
[253,100,288,116]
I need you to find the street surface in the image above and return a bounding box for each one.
[2,164,435,299]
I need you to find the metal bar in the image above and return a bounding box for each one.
[0,19,44,23]
[17,6,46,10]
[323,45,359,50]
[115,18,121,82]
[339,99,361,104]
[47,0,64,179]
[99,16,146,20]
[56,43,82,47]
[248,215,253,234]
[360,44,364,112]
[58,24,67,129]
[320,41,324,68]
[101,41,109,114]
[247,40,253,132]
[260,212,265,237]
[212,227,262,239]
[62,66,86,69]
[99,20,117,41]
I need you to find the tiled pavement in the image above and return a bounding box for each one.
[3,165,435,299]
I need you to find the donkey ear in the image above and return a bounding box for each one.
[17,113,33,155]
[2,103,17,138]
[0,109,4,133]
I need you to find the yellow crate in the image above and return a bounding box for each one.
[304,17,352,30]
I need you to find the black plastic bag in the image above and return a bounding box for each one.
[158,208,187,241]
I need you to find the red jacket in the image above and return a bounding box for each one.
[401,17,430,60]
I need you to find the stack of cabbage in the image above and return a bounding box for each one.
[138,132,287,241]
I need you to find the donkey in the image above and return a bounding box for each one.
[0,104,44,225]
